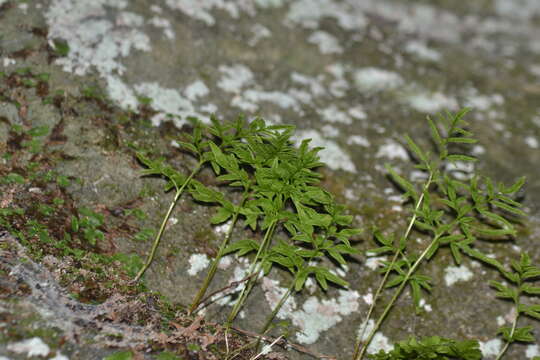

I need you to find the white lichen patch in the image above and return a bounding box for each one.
[333,264,349,278]
[293,290,360,344]
[288,89,313,104]
[348,105,367,120]
[479,338,503,358]
[327,63,350,97]
[293,130,357,173]
[232,88,303,113]
[369,333,393,354]
[150,4,162,13]
[362,292,373,305]
[494,0,540,20]
[354,68,404,93]
[106,76,139,110]
[347,135,370,147]
[261,278,297,318]
[213,257,251,306]
[375,140,409,161]
[319,105,353,124]
[213,220,232,236]
[404,40,441,62]
[187,253,210,276]
[321,124,340,137]
[261,273,359,344]
[357,319,393,354]
[504,307,517,324]
[7,337,50,357]
[148,16,175,40]
[464,92,504,112]
[44,0,205,127]
[255,0,284,8]
[445,160,475,181]
[531,65,540,78]
[249,24,272,46]
[525,136,539,149]
[45,1,150,76]
[218,255,233,270]
[201,103,218,114]
[51,353,69,360]
[231,96,258,113]
[243,89,301,112]
[134,82,204,127]
[290,72,326,98]
[184,80,209,101]
[164,0,255,26]
[472,145,486,156]
[444,265,473,286]
[419,298,432,312]
[218,65,255,94]
[526,344,539,358]
[2,57,15,67]
[405,92,458,113]
[286,0,367,31]
[387,194,403,203]
[365,256,387,271]
[308,31,343,54]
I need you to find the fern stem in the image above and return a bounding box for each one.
[189,191,249,315]
[256,274,296,351]
[227,220,278,326]
[495,295,520,360]
[133,162,202,282]
[357,231,442,360]
[258,244,321,344]
[353,173,433,360]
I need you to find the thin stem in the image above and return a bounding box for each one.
[353,173,433,360]
[251,335,283,360]
[357,232,442,360]
[194,273,257,313]
[257,239,323,352]
[495,295,520,360]
[254,277,295,351]
[227,220,278,326]
[133,162,202,282]
[229,325,337,360]
[261,278,294,335]
[189,191,249,315]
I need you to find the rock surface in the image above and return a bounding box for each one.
[1,0,540,359]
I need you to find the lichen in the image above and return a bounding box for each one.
[187,253,210,276]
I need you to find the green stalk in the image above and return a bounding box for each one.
[255,274,295,351]
[356,232,442,360]
[227,220,278,326]
[261,280,294,334]
[494,318,517,360]
[189,191,250,315]
[133,161,202,282]
[256,237,323,351]
[353,173,433,360]
[495,289,520,360]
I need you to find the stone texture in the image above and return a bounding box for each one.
[1,0,540,359]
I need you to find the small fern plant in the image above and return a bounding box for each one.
[353,109,538,360]
[133,115,360,339]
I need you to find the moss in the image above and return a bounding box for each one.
[0,304,60,346]
[193,228,218,246]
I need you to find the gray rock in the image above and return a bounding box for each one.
[0,0,539,359]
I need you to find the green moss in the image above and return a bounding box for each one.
[0,308,61,347]
[193,228,217,246]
